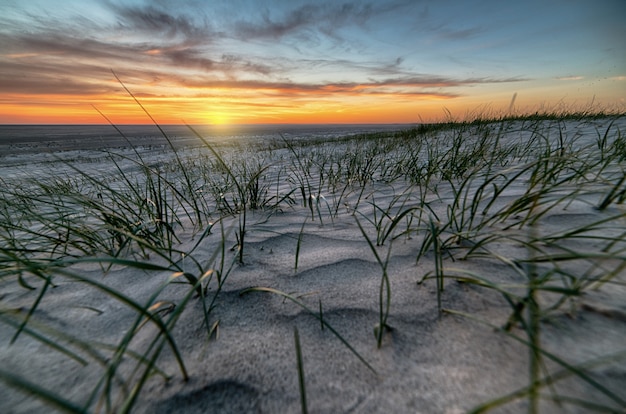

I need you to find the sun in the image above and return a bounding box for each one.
[207,111,231,126]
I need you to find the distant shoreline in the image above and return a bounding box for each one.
[0,124,411,155]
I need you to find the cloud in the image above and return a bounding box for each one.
[1,32,142,63]
[438,26,484,40]
[190,98,295,109]
[105,1,214,44]
[231,1,409,43]
[175,74,525,100]
[555,76,584,81]
[234,4,318,40]
[0,75,113,96]
[0,29,275,97]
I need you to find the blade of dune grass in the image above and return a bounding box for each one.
[116,266,218,413]
[294,327,308,414]
[526,227,541,414]
[466,348,626,413]
[91,341,171,381]
[0,310,88,366]
[0,368,85,414]
[597,173,626,211]
[65,227,206,292]
[51,265,188,382]
[9,270,52,344]
[354,215,392,348]
[64,255,204,296]
[295,217,307,273]
[195,221,238,340]
[423,218,445,314]
[1,306,170,406]
[88,278,182,412]
[444,309,626,412]
[240,287,376,374]
[116,221,233,412]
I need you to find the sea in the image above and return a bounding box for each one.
[0,124,413,155]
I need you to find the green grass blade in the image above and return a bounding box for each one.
[444,309,626,410]
[294,327,308,414]
[0,368,86,413]
[240,287,377,374]
[0,310,88,366]
[53,267,188,381]
[295,218,307,273]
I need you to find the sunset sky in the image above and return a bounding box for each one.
[1,0,624,124]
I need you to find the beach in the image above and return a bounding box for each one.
[1,117,625,413]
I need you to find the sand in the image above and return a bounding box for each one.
[1,118,625,413]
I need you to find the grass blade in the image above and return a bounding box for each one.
[240,287,377,374]
[294,327,308,414]
[0,368,85,413]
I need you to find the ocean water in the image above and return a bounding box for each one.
[0,124,411,155]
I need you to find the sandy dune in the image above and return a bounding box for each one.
[1,118,625,413]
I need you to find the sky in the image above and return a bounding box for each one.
[0,0,624,124]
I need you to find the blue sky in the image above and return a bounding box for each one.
[1,0,624,123]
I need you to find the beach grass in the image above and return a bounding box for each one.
[0,106,625,412]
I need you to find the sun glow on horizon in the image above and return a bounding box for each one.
[0,78,624,126]
[205,111,232,126]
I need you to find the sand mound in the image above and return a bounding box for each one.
[1,118,625,413]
